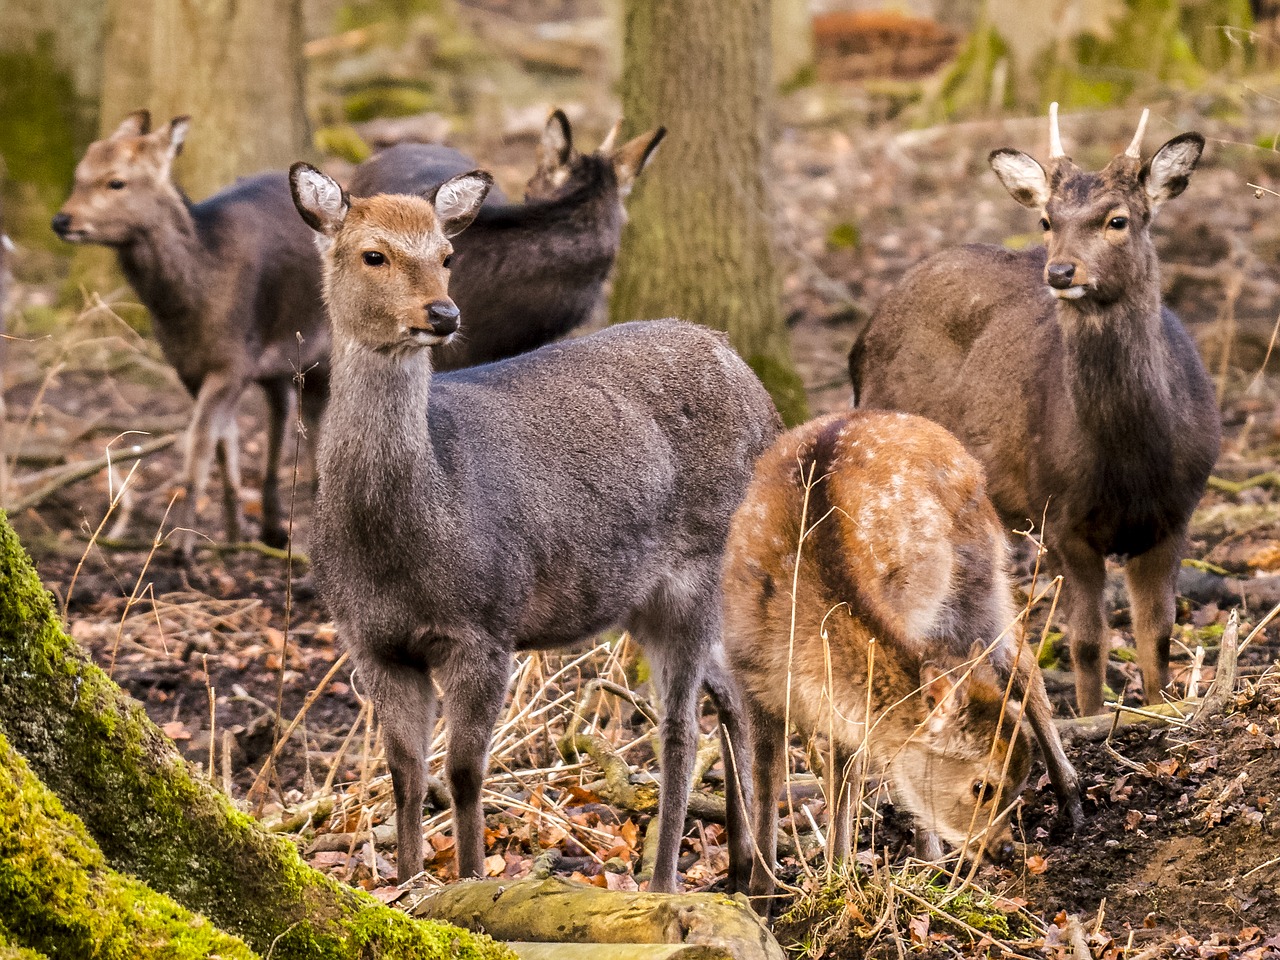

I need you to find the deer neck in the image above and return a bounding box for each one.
[117,190,206,331]
[322,338,450,504]
[1054,261,1171,439]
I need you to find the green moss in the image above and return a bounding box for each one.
[825,222,859,251]
[0,512,514,960]
[1037,630,1065,670]
[748,352,810,428]
[0,733,258,959]
[344,85,436,123]
[314,125,373,164]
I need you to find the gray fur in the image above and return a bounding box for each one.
[850,130,1220,716]
[315,318,781,890]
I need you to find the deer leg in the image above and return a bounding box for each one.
[746,700,785,906]
[1057,539,1109,716]
[259,380,293,549]
[215,415,243,544]
[998,637,1083,831]
[1125,534,1181,705]
[440,645,511,881]
[702,651,753,895]
[173,373,244,560]
[828,744,859,867]
[360,652,438,885]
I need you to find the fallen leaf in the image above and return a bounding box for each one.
[162,720,192,741]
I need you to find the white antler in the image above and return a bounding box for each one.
[1125,108,1150,159]
[1049,102,1064,159]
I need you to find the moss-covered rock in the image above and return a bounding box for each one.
[0,511,514,960]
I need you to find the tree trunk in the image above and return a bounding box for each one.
[97,0,153,137]
[609,0,808,426]
[0,510,512,960]
[148,0,310,199]
[772,0,813,89]
[410,877,786,960]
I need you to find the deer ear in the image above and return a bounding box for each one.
[538,109,573,168]
[112,110,152,139]
[1143,133,1203,212]
[160,116,190,164]
[989,148,1050,209]
[920,663,970,734]
[611,127,665,196]
[290,162,350,239]
[431,170,492,237]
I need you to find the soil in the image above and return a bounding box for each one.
[8,69,1280,960]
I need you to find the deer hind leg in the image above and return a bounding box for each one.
[702,650,753,895]
[1056,539,1109,716]
[1125,533,1182,705]
[259,379,294,549]
[745,699,786,908]
[440,644,511,881]
[359,651,438,885]
[174,373,244,560]
[214,414,244,543]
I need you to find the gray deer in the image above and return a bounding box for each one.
[851,106,1220,715]
[289,162,779,890]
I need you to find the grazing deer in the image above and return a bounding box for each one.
[850,106,1220,715]
[52,111,329,557]
[347,111,663,370]
[723,410,1082,906]
[290,162,779,891]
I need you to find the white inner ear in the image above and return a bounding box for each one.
[1147,140,1200,199]
[436,177,486,222]
[298,169,347,226]
[990,151,1050,208]
[165,121,189,163]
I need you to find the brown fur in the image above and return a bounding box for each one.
[724,411,1079,907]
[851,111,1220,715]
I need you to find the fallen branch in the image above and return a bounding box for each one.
[1055,700,1195,743]
[407,876,786,960]
[1206,472,1280,496]
[1193,609,1240,726]
[4,433,179,513]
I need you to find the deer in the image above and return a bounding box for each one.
[288,162,780,892]
[722,410,1082,908]
[849,105,1220,716]
[346,110,663,370]
[51,111,329,558]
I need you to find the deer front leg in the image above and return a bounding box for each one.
[1056,538,1109,716]
[827,744,860,866]
[1125,533,1182,705]
[441,645,511,881]
[215,416,244,543]
[259,379,294,549]
[172,372,245,560]
[361,652,438,885]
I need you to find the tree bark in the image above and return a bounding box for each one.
[148,0,310,199]
[609,0,808,425]
[772,0,813,88]
[0,510,512,960]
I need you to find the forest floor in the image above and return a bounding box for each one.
[9,76,1280,958]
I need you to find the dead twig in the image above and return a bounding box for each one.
[1193,609,1240,726]
[5,432,179,513]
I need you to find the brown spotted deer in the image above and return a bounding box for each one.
[347,111,662,370]
[850,106,1220,715]
[289,162,779,891]
[52,111,329,558]
[723,410,1082,907]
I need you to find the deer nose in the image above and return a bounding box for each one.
[425,300,459,336]
[989,838,1016,863]
[1046,262,1076,289]
[50,212,72,236]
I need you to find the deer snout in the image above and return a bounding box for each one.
[1045,262,1076,289]
[50,212,73,238]
[425,299,460,337]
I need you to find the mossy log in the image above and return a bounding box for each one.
[0,511,513,960]
[409,877,785,960]
[0,732,257,959]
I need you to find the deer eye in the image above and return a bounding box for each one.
[362,251,386,267]
[1039,217,1051,231]
[1107,216,1129,231]
[442,253,453,269]
[108,179,126,190]
[972,780,998,804]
